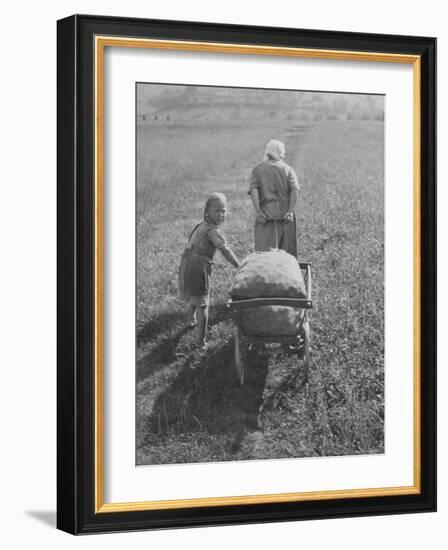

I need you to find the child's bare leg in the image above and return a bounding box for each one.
[186,304,197,327]
[197,305,209,348]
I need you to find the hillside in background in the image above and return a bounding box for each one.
[137,84,384,123]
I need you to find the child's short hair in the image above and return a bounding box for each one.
[204,192,227,218]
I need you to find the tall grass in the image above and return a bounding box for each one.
[136,120,384,465]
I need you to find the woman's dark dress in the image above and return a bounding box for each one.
[249,159,299,257]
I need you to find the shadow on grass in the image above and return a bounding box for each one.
[144,340,269,453]
[137,326,189,383]
[137,309,185,345]
[137,303,228,344]
[137,304,231,384]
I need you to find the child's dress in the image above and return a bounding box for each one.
[179,220,228,306]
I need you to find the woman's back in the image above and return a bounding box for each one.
[250,160,298,218]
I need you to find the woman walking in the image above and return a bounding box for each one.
[248,139,300,257]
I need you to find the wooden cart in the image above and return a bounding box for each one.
[227,262,312,385]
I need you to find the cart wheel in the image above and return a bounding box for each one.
[234,326,246,385]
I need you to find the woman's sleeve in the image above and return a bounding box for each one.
[208,228,227,250]
[287,166,300,192]
[248,166,260,194]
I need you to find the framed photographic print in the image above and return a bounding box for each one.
[57,14,436,534]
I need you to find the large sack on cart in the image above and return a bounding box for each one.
[230,249,306,299]
[237,306,305,337]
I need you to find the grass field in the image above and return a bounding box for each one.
[136,119,384,465]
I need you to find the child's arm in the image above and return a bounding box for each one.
[208,228,240,268]
[220,246,240,268]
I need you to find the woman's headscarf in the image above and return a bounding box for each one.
[204,192,227,219]
[263,139,285,161]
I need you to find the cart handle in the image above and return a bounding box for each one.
[227,297,312,311]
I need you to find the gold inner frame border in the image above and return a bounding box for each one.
[94,35,421,513]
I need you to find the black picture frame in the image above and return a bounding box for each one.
[57,14,436,535]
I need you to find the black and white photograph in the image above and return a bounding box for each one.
[136,83,385,466]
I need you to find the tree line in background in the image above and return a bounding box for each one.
[138,85,384,122]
